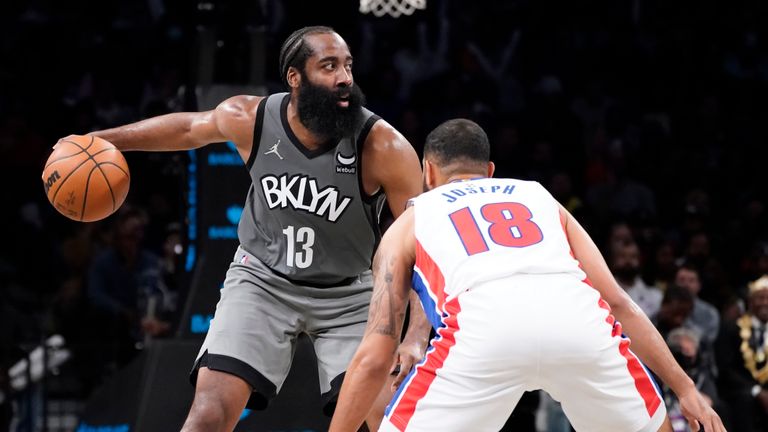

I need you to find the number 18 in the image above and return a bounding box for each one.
[448,202,543,256]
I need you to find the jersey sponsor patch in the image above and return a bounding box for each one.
[335,151,357,174]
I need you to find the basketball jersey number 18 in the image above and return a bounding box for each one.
[448,202,544,256]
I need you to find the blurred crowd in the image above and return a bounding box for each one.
[2,0,768,430]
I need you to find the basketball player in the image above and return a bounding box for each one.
[330,119,726,432]
[71,26,430,431]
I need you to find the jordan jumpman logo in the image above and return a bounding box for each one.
[264,139,284,160]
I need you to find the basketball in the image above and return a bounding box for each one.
[42,135,130,222]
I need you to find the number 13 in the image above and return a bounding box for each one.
[449,202,543,256]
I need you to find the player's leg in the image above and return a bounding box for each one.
[540,279,667,432]
[656,416,673,432]
[545,338,667,432]
[306,272,382,427]
[181,368,251,432]
[381,288,534,431]
[185,247,301,428]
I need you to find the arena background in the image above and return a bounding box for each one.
[2,0,767,430]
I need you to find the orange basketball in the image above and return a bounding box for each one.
[42,135,130,222]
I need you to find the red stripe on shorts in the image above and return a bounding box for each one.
[619,339,662,416]
[389,296,462,431]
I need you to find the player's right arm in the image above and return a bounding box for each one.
[560,206,726,432]
[82,95,263,161]
[330,207,416,432]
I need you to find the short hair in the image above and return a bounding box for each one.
[677,261,700,276]
[662,285,694,305]
[279,26,336,87]
[423,119,490,167]
[666,327,701,350]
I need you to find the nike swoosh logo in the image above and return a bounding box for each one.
[336,152,356,165]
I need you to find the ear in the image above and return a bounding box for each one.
[287,67,301,89]
[423,159,436,190]
[487,161,496,178]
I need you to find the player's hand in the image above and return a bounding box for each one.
[54,134,80,149]
[391,339,426,392]
[677,389,726,432]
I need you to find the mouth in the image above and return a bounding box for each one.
[337,93,350,108]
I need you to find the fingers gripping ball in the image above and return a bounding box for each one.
[42,135,130,222]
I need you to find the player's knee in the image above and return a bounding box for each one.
[183,390,240,431]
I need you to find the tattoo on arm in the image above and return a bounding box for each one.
[367,253,406,340]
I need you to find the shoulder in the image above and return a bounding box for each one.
[698,299,719,315]
[213,95,267,146]
[647,283,664,299]
[409,192,428,208]
[364,118,412,156]
[362,118,419,173]
[216,95,265,119]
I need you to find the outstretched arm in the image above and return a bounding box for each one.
[330,208,416,432]
[561,206,726,432]
[83,95,263,161]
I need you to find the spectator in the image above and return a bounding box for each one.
[0,289,28,431]
[652,285,694,341]
[610,240,663,317]
[678,231,729,306]
[652,239,680,292]
[87,208,171,367]
[716,275,768,431]
[548,171,583,218]
[664,327,724,432]
[673,263,722,405]
[675,263,721,347]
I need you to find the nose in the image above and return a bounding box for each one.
[337,67,352,87]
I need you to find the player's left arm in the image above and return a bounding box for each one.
[329,208,416,432]
[560,205,726,432]
[363,120,422,217]
[364,120,431,387]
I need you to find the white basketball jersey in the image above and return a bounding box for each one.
[387,177,664,431]
[411,178,586,314]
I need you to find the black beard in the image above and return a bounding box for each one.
[614,268,639,282]
[296,75,366,140]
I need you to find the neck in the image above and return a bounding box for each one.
[445,174,485,183]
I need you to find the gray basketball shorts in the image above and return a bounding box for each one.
[190,246,372,412]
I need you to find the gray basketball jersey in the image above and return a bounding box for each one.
[238,93,385,285]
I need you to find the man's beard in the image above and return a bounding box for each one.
[613,267,639,282]
[296,75,366,140]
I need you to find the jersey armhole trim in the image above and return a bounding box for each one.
[356,114,383,204]
[245,96,268,170]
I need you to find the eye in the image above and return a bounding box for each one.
[323,63,335,71]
